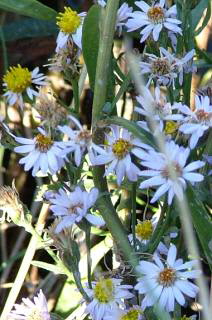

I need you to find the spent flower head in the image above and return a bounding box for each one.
[3,65,47,108]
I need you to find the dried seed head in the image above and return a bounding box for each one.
[0,185,24,225]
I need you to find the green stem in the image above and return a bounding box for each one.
[85,226,92,289]
[131,182,137,251]
[91,0,139,269]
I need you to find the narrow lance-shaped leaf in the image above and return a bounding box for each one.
[0,0,57,21]
[82,5,101,91]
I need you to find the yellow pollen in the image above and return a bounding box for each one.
[3,64,31,93]
[121,309,142,320]
[112,139,132,159]
[164,121,178,134]
[135,220,153,240]
[151,58,171,76]
[158,267,176,287]
[57,7,81,34]
[26,309,43,320]
[195,109,212,123]
[35,134,53,152]
[147,6,165,23]
[94,278,114,303]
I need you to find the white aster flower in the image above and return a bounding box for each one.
[92,125,152,185]
[56,7,86,52]
[8,290,50,320]
[116,3,133,36]
[126,0,182,43]
[135,245,200,312]
[85,278,134,320]
[135,86,183,132]
[139,140,205,204]
[14,128,65,176]
[178,95,212,149]
[58,115,93,167]
[3,65,47,108]
[49,186,104,233]
[140,48,195,88]
[104,306,143,320]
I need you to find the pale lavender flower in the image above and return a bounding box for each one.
[8,290,50,320]
[135,245,200,312]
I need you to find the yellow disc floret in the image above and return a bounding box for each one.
[3,65,32,93]
[164,121,178,134]
[121,309,142,320]
[94,278,114,303]
[147,6,165,23]
[35,134,53,152]
[112,138,132,159]
[135,220,153,240]
[57,7,81,34]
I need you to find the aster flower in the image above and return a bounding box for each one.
[139,140,205,204]
[8,290,50,320]
[3,65,47,108]
[135,245,200,312]
[126,0,182,43]
[49,186,104,233]
[92,125,152,185]
[177,95,212,149]
[85,278,134,320]
[116,3,133,36]
[104,306,144,320]
[14,128,65,176]
[135,86,183,132]
[56,7,86,52]
[58,115,93,167]
[140,48,195,88]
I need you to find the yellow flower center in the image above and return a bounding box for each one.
[3,65,31,93]
[135,220,153,240]
[112,139,132,159]
[121,309,142,320]
[35,134,53,152]
[195,109,212,124]
[57,7,81,34]
[94,278,114,303]
[164,121,178,134]
[26,309,43,320]
[158,267,176,287]
[147,6,165,23]
[151,58,171,76]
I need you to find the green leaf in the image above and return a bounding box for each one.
[191,0,210,31]
[82,5,101,90]
[194,0,211,35]
[31,261,66,274]
[187,186,212,269]
[104,116,156,148]
[2,18,57,42]
[0,0,57,21]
